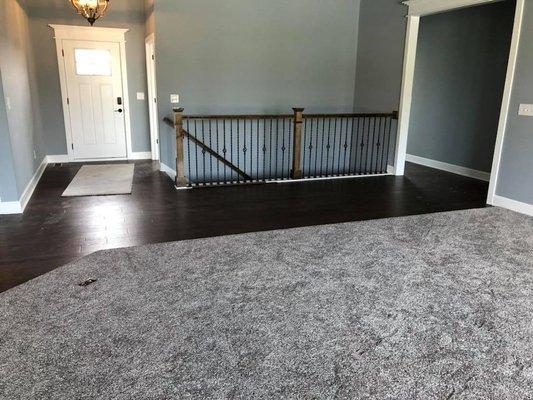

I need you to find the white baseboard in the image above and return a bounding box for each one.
[160,162,176,180]
[492,195,533,216]
[46,154,70,163]
[47,152,152,163]
[406,154,491,181]
[19,157,48,212]
[0,201,23,214]
[0,156,48,215]
[129,151,152,160]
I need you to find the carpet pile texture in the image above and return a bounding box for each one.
[1,207,532,399]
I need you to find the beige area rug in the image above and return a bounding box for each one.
[62,164,135,197]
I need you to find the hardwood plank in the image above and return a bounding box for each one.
[0,161,489,293]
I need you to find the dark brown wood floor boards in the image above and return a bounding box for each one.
[0,161,489,292]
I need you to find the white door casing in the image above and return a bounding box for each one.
[395,0,525,207]
[50,25,132,162]
[145,33,160,161]
[63,40,126,160]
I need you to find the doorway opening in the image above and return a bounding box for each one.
[406,0,516,204]
[395,0,525,205]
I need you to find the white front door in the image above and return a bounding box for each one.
[62,40,127,160]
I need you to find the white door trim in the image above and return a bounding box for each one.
[404,0,505,16]
[394,0,525,207]
[145,33,160,161]
[49,24,133,162]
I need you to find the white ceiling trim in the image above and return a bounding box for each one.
[403,0,505,16]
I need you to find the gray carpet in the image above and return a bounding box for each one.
[62,164,134,197]
[1,207,533,399]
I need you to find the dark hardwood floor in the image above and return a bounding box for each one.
[0,161,489,292]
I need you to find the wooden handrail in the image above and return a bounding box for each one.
[173,112,398,120]
[163,117,252,181]
[181,114,294,120]
[303,112,398,119]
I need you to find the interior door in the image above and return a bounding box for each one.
[62,40,127,160]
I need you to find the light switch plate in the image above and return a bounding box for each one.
[518,104,533,116]
[170,94,180,104]
[136,92,145,100]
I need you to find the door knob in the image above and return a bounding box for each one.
[115,108,123,113]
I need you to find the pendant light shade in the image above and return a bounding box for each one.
[70,0,110,26]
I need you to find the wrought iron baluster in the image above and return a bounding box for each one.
[384,116,393,173]
[366,117,376,174]
[208,120,213,183]
[193,120,198,185]
[223,120,227,184]
[379,117,388,173]
[269,118,273,180]
[278,118,286,180]
[358,117,366,174]
[340,118,347,175]
[242,120,247,183]
[263,119,267,181]
[256,119,260,181]
[201,120,206,185]
[287,120,290,179]
[325,118,332,176]
[186,119,192,186]
[229,119,234,182]
[332,117,338,175]
[374,117,383,174]
[313,118,319,177]
[302,118,307,177]
[250,120,253,182]
[347,117,355,175]
[237,119,241,184]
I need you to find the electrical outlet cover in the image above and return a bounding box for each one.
[518,104,533,116]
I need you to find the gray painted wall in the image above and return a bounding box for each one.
[354,0,407,114]
[0,0,45,200]
[497,1,533,205]
[154,0,361,168]
[26,0,151,155]
[0,71,20,202]
[407,1,515,173]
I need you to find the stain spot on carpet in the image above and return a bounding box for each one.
[78,278,98,287]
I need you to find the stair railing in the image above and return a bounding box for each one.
[165,108,398,188]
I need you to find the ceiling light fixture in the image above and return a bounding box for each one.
[69,0,110,26]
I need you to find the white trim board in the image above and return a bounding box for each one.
[406,154,490,181]
[48,24,133,162]
[0,156,47,215]
[0,202,23,215]
[47,155,70,164]
[145,33,160,161]
[130,152,152,160]
[493,195,533,217]
[404,0,505,16]
[160,162,176,181]
[394,0,525,208]
[486,0,525,206]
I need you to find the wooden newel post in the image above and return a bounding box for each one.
[173,107,187,187]
[291,107,305,179]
